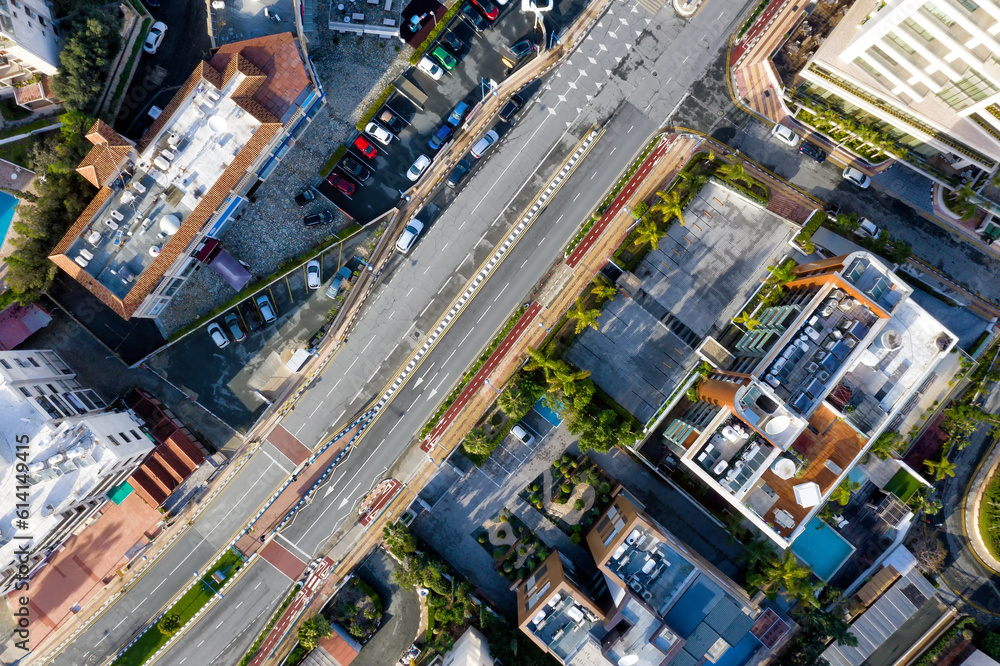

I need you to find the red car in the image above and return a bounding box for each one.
[471,0,499,20]
[354,136,377,159]
[327,174,355,195]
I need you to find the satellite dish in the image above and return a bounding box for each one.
[148,245,162,257]
[619,656,640,666]
[159,215,181,235]
[881,330,902,351]
[208,115,228,133]
[765,415,791,435]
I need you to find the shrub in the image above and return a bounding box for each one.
[531,484,540,492]
[561,483,572,494]
[518,545,528,556]
[157,614,182,636]
[478,534,487,544]
[298,615,332,650]
[493,549,506,562]
[574,499,586,511]
[499,515,508,523]
[570,533,582,544]
[598,481,611,494]
[503,562,514,572]
[529,493,540,504]
[497,529,507,540]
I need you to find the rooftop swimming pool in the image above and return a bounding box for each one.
[0,190,18,247]
[791,517,855,581]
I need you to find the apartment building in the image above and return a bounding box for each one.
[517,493,788,666]
[0,350,152,593]
[48,32,322,320]
[792,0,1000,179]
[0,0,60,110]
[662,252,956,548]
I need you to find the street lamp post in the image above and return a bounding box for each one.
[195,570,223,599]
[484,378,502,395]
[538,321,552,333]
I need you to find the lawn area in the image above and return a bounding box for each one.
[0,133,43,168]
[112,549,245,666]
[883,468,923,503]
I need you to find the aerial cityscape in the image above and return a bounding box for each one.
[3,0,1000,663]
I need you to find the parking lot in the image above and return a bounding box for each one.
[318,0,585,223]
[478,406,553,487]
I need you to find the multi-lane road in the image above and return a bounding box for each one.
[54,0,752,662]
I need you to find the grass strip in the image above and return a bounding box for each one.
[596,136,660,214]
[0,118,58,142]
[355,85,396,133]
[320,145,348,178]
[238,585,301,666]
[408,2,464,65]
[737,0,774,38]
[108,18,151,116]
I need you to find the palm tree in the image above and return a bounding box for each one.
[946,182,979,220]
[716,156,747,183]
[652,189,686,226]
[831,479,861,506]
[678,168,707,195]
[755,550,813,597]
[870,431,902,460]
[591,282,618,303]
[739,538,775,571]
[568,298,601,334]
[734,310,761,331]
[632,219,664,249]
[525,347,559,375]
[547,362,592,396]
[924,455,957,481]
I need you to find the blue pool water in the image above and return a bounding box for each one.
[715,634,763,666]
[533,398,563,427]
[848,466,868,485]
[0,190,17,246]
[791,517,855,581]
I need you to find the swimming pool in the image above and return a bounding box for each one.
[533,397,563,427]
[790,517,855,581]
[0,190,18,247]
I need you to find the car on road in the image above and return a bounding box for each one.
[499,95,523,124]
[377,109,407,134]
[364,121,394,145]
[326,266,353,298]
[771,123,800,147]
[842,166,871,189]
[448,102,469,127]
[511,423,535,445]
[326,174,356,196]
[825,202,841,220]
[417,57,444,81]
[461,4,490,31]
[441,32,464,53]
[470,129,499,158]
[856,217,882,239]
[407,155,432,181]
[294,187,316,206]
[354,136,377,159]
[304,211,334,227]
[431,46,457,71]
[471,0,499,20]
[256,294,277,324]
[207,322,229,349]
[306,259,322,290]
[143,22,167,54]
[395,219,425,253]
[509,39,536,59]
[428,125,454,151]
[447,159,471,188]
[339,156,371,182]
[224,312,246,343]
[798,141,827,163]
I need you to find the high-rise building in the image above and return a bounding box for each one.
[0,0,60,110]
[0,350,153,593]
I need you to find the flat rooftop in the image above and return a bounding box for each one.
[605,524,696,617]
[527,591,604,661]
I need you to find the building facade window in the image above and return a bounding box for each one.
[903,17,935,40]
[923,2,956,26]
[937,69,998,110]
[956,0,979,11]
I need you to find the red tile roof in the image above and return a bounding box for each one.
[76,121,134,188]
[211,32,310,121]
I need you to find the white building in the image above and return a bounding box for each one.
[0,350,152,593]
[794,0,1000,179]
[0,0,60,110]
[441,627,494,666]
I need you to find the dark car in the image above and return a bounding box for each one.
[447,159,471,188]
[304,211,334,227]
[460,4,490,31]
[243,306,262,331]
[509,38,536,59]
[377,108,406,134]
[339,156,371,182]
[294,187,315,206]
[499,95,523,124]
[428,125,454,151]
[471,0,499,20]
[326,174,355,195]
[825,202,841,219]
[798,142,828,163]
[441,32,464,53]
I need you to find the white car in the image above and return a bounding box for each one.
[856,217,882,239]
[511,423,535,445]
[395,219,425,253]
[842,166,871,189]
[256,294,277,323]
[364,122,394,146]
[771,123,800,147]
[143,22,167,55]
[306,259,321,290]
[417,57,444,81]
[207,322,229,349]
[470,129,499,158]
[407,154,431,182]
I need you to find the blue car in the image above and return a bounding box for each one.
[448,102,469,127]
[325,266,353,299]
[428,125,454,151]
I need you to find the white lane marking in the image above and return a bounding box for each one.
[405,287,414,298]
[521,258,529,268]
[628,125,634,132]
[610,147,617,156]
[460,328,475,346]
[445,349,458,365]
[494,283,509,302]
[261,448,292,474]
[346,357,358,372]
[361,334,377,353]
[326,378,342,397]
[423,265,432,275]
[441,242,449,253]
[556,214,564,223]
[437,276,452,295]
[254,581,262,590]
[477,306,491,324]
[113,617,127,630]
[216,620,225,629]
[277,532,312,560]
[419,299,435,317]
[573,192,581,201]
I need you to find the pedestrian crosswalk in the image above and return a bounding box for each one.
[634,0,666,15]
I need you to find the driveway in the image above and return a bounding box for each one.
[350,549,421,666]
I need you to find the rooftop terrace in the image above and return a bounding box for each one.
[605,524,697,617]
[527,590,604,661]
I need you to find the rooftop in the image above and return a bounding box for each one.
[605,524,697,616]
[528,590,605,661]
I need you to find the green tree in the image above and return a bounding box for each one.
[924,455,957,481]
[651,188,686,226]
[568,407,636,453]
[739,538,775,572]
[980,632,1000,660]
[716,156,747,182]
[632,218,664,249]
[750,550,813,599]
[942,403,983,440]
[462,428,494,457]
[832,212,860,232]
[677,167,707,194]
[298,615,332,650]
[157,614,182,636]
[831,479,861,506]
[383,522,417,559]
[734,310,761,331]
[497,371,544,421]
[946,181,979,220]
[51,8,124,112]
[567,297,602,334]
[870,431,903,460]
[591,281,618,303]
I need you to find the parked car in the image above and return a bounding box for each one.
[377,108,407,134]
[448,102,470,127]
[441,32,464,53]
[470,129,499,158]
[771,123,800,147]
[407,154,432,181]
[471,0,499,20]
[842,166,871,189]
[428,125,454,151]
[395,219,425,253]
[326,174,355,195]
[304,211,334,227]
[294,187,316,206]
[224,312,245,343]
[256,294,277,324]
[417,57,444,81]
[207,322,229,349]
[325,266,353,299]
[499,94,523,124]
[825,202,841,219]
[306,259,321,290]
[243,306,262,331]
[509,38,536,59]
[798,141,828,163]
[143,22,167,54]
[339,156,371,182]
[447,159,471,188]
[511,423,535,445]
[431,45,457,70]
[354,136,377,159]
[856,217,882,239]
[364,121,394,145]
[461,4,490,31]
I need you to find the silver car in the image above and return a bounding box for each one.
[470,130,499,158]
[256,294,277,323]
[207,322,229,349]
